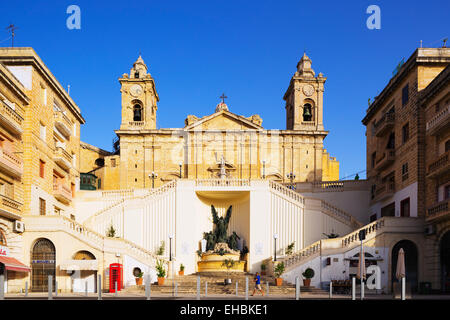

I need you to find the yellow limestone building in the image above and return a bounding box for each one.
[83,53,339,190]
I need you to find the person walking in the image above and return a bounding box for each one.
[251,272,264,296]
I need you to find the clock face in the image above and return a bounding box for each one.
[130,84,143,97]
[302,85,314,97]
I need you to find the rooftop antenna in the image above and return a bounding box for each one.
[67,85,70,95]
[6,24,18,47]
[419,40,423,48]
[443,38,448,48]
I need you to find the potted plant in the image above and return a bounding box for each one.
[179,264,185,276]
[156,259,166,285]
[285,242,295,255]
[222,258,237,285]
[261,262,267,276]
[135,271,144,285]
[274,262,285,286]
[302,267,315,287]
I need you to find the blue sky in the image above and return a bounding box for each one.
[1,0,449,179]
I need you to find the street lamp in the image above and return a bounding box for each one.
[274,233,279,261]
[287,172,296,189]
[179,162,183,179]
[168,234,174,261]
[262,160,266,179]
[149,172,158,189]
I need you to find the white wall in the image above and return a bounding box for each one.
[123,255,157,287]
[370,182,418,219]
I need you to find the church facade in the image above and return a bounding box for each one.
[81,53,339,191]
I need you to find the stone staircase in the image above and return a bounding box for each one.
[123,272,327,295]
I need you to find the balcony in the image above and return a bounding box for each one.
[426,199,449,222]
[426,105,449,136]
[0,148,23,179]
[0,100,23,137]
[53,183,72,204]
[54,111,72,138]
[372,180,395,203]
[54,147,72,171]
[374,149,395,171]
[427,151,449,179]
[374,112,395,137]
[0,194,22,220]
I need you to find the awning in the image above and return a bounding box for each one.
[0,256,31,273]
[60,259,98,271]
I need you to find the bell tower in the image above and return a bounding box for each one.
[283,53,326,131]
[119,55,159,130]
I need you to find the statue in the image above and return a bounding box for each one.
[212,205,232,243]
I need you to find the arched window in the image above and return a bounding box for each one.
[133,104,143,121]
[134,71,139,78]
[0,229,6,246]
[303,103,312,121]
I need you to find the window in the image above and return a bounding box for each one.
[402,84,409,106]
[54,206,61,215]
[302,104,312,121]
[39,198,46,216]
[71,183,75,198]
[0,229,6,246]
[402,123,409,143]
[387,132,395,149]
[40,123,46,140]
[402,163,409,181]
[444,185,450,200]
[400,198,410,217]
[371,152,376,168]
[134,71,139,79]
[111,158,116,167]
[39,160,45,178]
[381,202,395,217]
[133,104,142,121]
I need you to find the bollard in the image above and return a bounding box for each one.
[115,281,118,297]
[329,281,332,299]
[245,277,248,300]
[295,277,300,300]
[25,281,28,297]
[196,276,200,300]
[361,280,364,300]
[352,277,356,300]
[402,277,406,300]
[145,275,151,300]
[55,281,58,297]
[98,275,102,300]
[48,275,53,300]
[175,281,178,298]
[266,281,269,296]
[0,275,4,300]
[205,281,208,297]
[85,281,88,296]
[235,281,238,296]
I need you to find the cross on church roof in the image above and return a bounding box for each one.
[220,93,227,103]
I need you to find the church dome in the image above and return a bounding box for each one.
[215,102,229,112]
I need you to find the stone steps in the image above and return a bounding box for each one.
[123,272,328,295]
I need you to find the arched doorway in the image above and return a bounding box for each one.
[391,240,418,293]
[440,231,450,293]
[31,238,56,292]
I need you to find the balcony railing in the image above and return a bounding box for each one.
[426,105,449,135]
[54,111,72,138]
[426,199,449,222]
[0,194,22,219]
[372,180,395,202]
[53,183,72,204]
[0,148,23,179]
[54,147,72,171]
[427,151,449,178]
[374,149,395,171]
[0,100,23,136]
[374,112,395,137]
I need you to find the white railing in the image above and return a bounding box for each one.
[269,180,304,205]
[341,218,385,247]
[293,180,369,193]
[282,240,321,269]
[321,200,362,228]
[195,179,250,187]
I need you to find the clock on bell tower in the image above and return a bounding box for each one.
[119,55,159,130]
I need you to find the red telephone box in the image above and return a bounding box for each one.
[109,263,123,293]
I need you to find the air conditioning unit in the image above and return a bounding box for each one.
[14,220,25,233]
[425,224,435,235]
